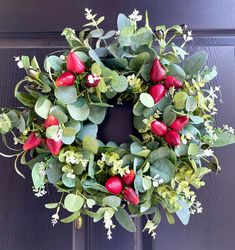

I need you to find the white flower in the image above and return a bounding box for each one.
[14,56,24,68]
[203,149,214,157]
[129,9,142,22]
[51,207,60,226]
[183,31,193,42]
[103,209,115,240]
[223,124,235,134]
[143,220,158,239]
[85,8,96,20]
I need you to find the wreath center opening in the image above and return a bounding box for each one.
[98,102,135,144]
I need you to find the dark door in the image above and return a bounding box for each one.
[0,1,235,250]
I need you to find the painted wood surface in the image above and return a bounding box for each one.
[0,1,235,249]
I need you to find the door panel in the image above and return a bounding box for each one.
[0,1,235,250]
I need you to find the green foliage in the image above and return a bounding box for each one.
[67,98,90,121]
[35,96,52,119]
[55,86,77,105]
[64,194,84,212]
[115,207,136,232]
[184,51,208,75]
[150,159,175,183]
[1,9,233,239]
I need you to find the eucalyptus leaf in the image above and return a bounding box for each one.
[64,194,84,212]
[184,51,208,75]
[55,86,77,105]
[67,98,90,121]
[150,158,175,183]
[115,207,136,232]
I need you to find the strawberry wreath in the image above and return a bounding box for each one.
[1,9,235,239]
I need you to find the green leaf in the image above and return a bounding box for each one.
[176,199,190,225]
[173,92,188,110]
[0,114,12,134]
[74,51,89,62]
[55,86,77,105]
[188,143,199,155]
[111,72,128,92]
[134,174,145,193]
[82,135,99,154]
[130,142,143,155]
[103,196,121,209]
[50,105,68,123]
[21,56,30,68]
[139,93,154,108]
[184,51,208,75]
[115,207,136,232]
[142,176,152,191]
[103,58,128,70]
[186,96,197,112]
[32,163,45,189]
[117,13,131,30]
[61,211,80,223]
[150,158,175,183]
[83,179,108,193]
[88,106,106,124]
[62,173,76,187]
[62,127,76,145]
[67,98,90,121]
[175,143,188,156]
[66,119,81,133]
[15,92,36,107]
[167,64,186,82]
[46,55,63,71]
[47,158,63,184]
[130,52,150,72]
[91,63,102,76]
[45,203,58,209]
[163,105,176,126]
[77,123,98,140]
[35,96,52,119]
[64,194,84,212]
[89,49,105,66]
[149,147,172,163]
[212,132,235,147]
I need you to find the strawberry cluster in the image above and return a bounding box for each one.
[55,52,100,88]
[23,52,101,155]
[105,170,139,205]
[23,115,62,155]
[148,59,189,146]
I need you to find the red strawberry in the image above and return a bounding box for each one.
[23,132,43,151]
[44,115,59,129]
[105,176,123,195]
[149,84,166,103]
[123,187,140,205]
[150,59,166,82]
[164,130,181,146]
[170,116,189,132]
[122,170,135,186]
[66,52,85,74]
[85,74,100,87]
[151,120,168,137]
[164,76,183,89]
[45,138,62,156]
[55,72,75,87]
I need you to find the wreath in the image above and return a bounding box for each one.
[1,9,235,239]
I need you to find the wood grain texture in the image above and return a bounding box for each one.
[142,45,235,250]
[0,0,235,248]
[0,48,72,250]
[0,0,235,32]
